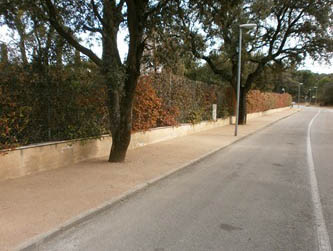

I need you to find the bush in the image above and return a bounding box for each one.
[319,84,333,105]
[132,76,178,131]
[2,64,291,151]
[151,72,224,123]
[0,63,33,149]
[0,62,108,150]
[247,90,292,113]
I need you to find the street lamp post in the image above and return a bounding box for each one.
[235,23,257,137]
[298,83,303,108]
[309,89,312,104]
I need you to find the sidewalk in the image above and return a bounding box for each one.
[0,109,297,251]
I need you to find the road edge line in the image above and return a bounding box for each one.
[307,110,332,251]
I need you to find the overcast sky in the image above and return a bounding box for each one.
[299,58,332,74]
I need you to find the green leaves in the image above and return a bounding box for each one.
[0,62,108,150]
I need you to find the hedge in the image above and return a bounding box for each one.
[0,62,108,150]
[132,76,178,131]
[247,90,292,113]
[0,65,291,150]
[151,72,229,123]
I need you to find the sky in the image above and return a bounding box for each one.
[1,25,332,74]
[299,58,332,74]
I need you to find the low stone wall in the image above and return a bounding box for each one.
[0,107,291,181]
[229,107,290,124]
[246,107,290,120]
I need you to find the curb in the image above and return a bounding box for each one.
[15,109,299,251]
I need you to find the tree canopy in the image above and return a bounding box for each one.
[171,0,333,122]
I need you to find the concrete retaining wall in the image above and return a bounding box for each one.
[247,107,290,120]
[0,107,290,181]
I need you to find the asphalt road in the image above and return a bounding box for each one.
[39,107,333,251]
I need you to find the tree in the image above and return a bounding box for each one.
[253,64,301,99]
[15,0,170,162]
[0,0,75,67]
[0,44,8,63]
[175,0,333,123]
[0,0,29,64]
[317,74,333,105]
[185,62,226,86]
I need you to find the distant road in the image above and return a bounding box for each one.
[39,107,333,251]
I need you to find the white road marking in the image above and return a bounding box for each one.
[307,110,332,251]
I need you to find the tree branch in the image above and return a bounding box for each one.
[144,0,168,19]
[44,0,102,66]
[116,0,126,12]
[274,9,304,57]
[178,10,232,83]
[82,24,103,34]
[245,61,266,91]
[91,0,105,27]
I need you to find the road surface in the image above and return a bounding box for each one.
[39,107,333,251]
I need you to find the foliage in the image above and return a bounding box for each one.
[0,64,31,149]
[170,0,333,123]
[39,0,177,161]
[185,63,226,86]
[318,75,333,105]
[320,85,333,105]
[132,76,178,131]
[134,73,226,128]
[247,90,292,113]
[0,62,108,150]
[1,0,330,158]
[0,60,293,151]
[0,0,177,161]
[0,66,223,150]
[151,72,226,124]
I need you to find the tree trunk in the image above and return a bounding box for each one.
[74,50,81,65]
[109,119,132,162]
[14,16,28,65]
[106,0,145,162]
[19,39,28,65]
[55,35,64,67]
[107,88,136,162]
[1,44,8,63]
[42,0,147,163]
[106,70,139,162]
[238,87,247,124]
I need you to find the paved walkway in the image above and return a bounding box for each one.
[0,109,297,251]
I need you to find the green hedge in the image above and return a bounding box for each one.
[1,65,291,150]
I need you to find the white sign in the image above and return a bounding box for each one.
[212,104,217,121]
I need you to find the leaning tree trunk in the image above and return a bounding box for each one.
[238,87,247,125]
[101,0,145,162]
[109,111,132,162]
[107,68,139,162]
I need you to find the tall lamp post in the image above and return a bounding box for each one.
[309,88,312,104]
[235,23,257,136]
[298,83,303,108]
